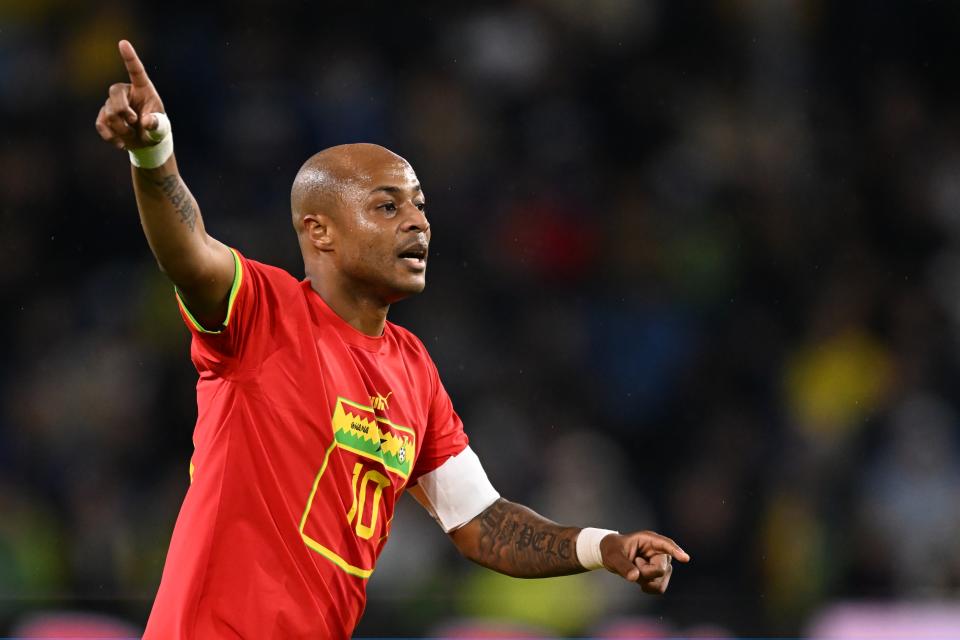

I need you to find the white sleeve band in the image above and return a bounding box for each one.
[129,112,173,169]
[576,527,618,570]
[409,446,500,533]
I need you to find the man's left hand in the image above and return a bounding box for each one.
[599,530,690,594]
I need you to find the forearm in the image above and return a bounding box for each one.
[451,498,584,578]
[131,154,235,324]
[131,154,211,283]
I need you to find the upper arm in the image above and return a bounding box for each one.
[410,360,470,482]
[175,247,275,374]
[407,348,499,546]
[408,445,500,533]
[172,236,237,330]
[408,485,490,561]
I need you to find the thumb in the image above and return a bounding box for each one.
[141,112,158,131]
[138,112,171,145]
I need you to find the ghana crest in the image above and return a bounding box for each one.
[331,396,415,479]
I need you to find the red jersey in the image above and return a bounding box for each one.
[143,249,469,639]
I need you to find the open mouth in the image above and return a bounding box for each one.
[397,244,428,270]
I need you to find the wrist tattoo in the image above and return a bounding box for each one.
[152,174,197,231]
[476,499,579,577]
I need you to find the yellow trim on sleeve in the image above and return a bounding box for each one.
[175,248,243,334]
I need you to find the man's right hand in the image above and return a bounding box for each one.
[95,40,166,151]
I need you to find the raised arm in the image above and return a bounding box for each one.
[94,40,234,328]
[450,498,690,594]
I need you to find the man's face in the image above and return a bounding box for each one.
[332,159,430,303]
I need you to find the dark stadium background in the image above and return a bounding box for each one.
[3,0,960,637]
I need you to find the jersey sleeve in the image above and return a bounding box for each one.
[411,363,470,484]
[175,248,268,375]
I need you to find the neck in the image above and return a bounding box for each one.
[308,274,389,337]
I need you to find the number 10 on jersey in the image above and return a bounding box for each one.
[347,462,391,540]
[299,452,396,579]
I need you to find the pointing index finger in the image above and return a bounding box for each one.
[118,40,151,87]
[666,544,690,563]
[647,534,690,563]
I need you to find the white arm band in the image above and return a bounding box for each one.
[408,446,500,532]
[576,527,618,570]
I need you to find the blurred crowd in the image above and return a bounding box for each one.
[3,0,960,636]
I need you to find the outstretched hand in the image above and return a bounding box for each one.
[95,40,166,150]
[599,530,690,594]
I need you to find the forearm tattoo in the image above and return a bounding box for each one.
[474,499,583,578]
[152,174,197,231]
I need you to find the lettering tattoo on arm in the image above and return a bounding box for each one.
[472,498,584,578]
[152,174,197,231]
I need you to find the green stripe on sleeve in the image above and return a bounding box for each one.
[175,248,244,335]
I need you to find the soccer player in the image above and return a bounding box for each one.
[94,40,690,638]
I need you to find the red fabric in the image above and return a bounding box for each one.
[144,252,468,639]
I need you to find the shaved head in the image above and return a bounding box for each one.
[290,142,429,311]
[291,143,412,230]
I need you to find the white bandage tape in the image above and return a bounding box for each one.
[576,527,618,570]
[129,112,173,169]
[408,446,500,532]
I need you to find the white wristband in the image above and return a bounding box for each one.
[128,112,173,169]
[576,527,618,570]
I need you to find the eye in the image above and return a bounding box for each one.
[416,202,427,212]
[378,202,397,216]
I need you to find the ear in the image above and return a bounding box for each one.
[302,213,335,251]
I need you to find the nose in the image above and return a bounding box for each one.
[401,203,430,234]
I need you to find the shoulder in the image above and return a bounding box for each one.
[387,322,437,369]
[241,254,298,282]
[387,321,428,351]
[387,322,444,401]
[237,253,302,295]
